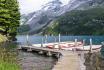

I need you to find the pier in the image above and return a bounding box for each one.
[18,43,101,70]
[19,45,80,70]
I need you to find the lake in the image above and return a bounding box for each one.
[18,50,56,70]
[16,35,104,45]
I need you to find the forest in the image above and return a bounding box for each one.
[44,8,104,35]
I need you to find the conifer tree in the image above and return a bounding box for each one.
[0,0,20,40]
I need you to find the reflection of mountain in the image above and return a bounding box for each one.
[19,0,104,34]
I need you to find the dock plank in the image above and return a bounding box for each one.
[52,52,80,70]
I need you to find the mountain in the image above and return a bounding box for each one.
[44,8,104,35]
[19,0,63,34]
[19,0,104,35]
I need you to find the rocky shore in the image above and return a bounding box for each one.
[84,52,104,70]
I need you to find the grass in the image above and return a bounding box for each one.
[0,61,20,70]
[0,38,21,70]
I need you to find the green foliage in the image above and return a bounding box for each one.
[0,34,7,42]
[45,8,104,35]
[0,0,20,40]
[0,61,20,70]
[0,27,5,31]
[0,43,20,70]
[44,21,59,35]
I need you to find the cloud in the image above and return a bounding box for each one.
[18,0,70,14]
[18,0,49,14]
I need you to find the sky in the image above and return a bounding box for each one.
[18,0,70,14]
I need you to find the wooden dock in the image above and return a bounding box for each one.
[18,44,101,70]
[18,45,86,70]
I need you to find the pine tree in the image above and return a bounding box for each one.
[0,0,20,40]
[0,0,10,32]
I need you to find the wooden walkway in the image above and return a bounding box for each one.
[18,45,101,70]
[19,45,87,70]
[52,51,80,70]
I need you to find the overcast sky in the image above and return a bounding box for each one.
[18,0,70,14]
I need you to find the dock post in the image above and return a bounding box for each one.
[75,39,77,47]
[54,36,57,43]
[27,48,32,52]
[38,51,44,55]
[53,36,56,49]
[74,39,77,52]
[26,34,29,46]
[59,34,61,43]
[90,38,92,53]
[45,35,48,43]
[47,51,52,57]
[41,37,43,48]
[58,34,61,50]
[56,53,61,58]
[83,39,85,50]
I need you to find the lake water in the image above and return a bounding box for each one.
[16,35,104,45]
[18,50,56,70]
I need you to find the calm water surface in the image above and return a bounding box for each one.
[18,50,56,70]
[17,35,104,45]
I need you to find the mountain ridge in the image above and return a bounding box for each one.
[18,0,104,35]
